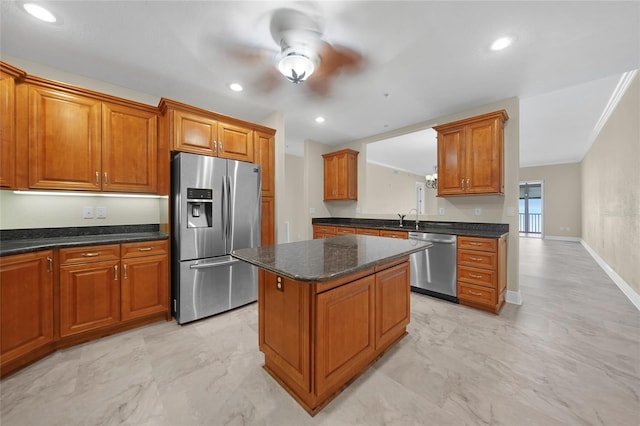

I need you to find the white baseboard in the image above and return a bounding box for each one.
[581,240,640,311]
[505,290,522,305]
[544,235,581,242]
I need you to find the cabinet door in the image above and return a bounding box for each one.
[255,131,275,197]
[59,260,120,337]
[375,262,410,350]
[218,122,254,162]
[0,70,16,188]
[28,86,102,190]
[316,275,375,398]
[259,272,311,393]
[437,126,466,196]
[121,254,168,321]
[0,251,54,370]
[465,117,502,194]
[172,109,217,155]
[102,102,158,193]
[323,154,339,200]
[261,196,275,245]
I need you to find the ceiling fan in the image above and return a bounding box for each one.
[230,7,364,96]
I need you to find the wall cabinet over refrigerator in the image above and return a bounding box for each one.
[159,98,256,162]
[434,110,508,196]
[19,76,158,193]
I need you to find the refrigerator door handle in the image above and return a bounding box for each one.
[221,175,228,242]
[189,256,242,269]
[226,174,232,241]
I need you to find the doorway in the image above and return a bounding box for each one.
[519,181,543,237]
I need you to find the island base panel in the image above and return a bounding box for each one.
[258,258,411,415]
[263,331,408,416]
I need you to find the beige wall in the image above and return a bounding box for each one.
[582,75,639,293]
[363,163,428,216]
[283,154,306,242]
[520,163,582,239]
[291,97,521,295]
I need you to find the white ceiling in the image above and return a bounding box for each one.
[2,1,638,171]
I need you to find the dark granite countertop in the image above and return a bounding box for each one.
[0,225,168,257]
[231,235,431,282]
[312,217,509,239]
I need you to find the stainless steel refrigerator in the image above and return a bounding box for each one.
[171,152,261,324]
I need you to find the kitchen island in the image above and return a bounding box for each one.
[232,235,431,415]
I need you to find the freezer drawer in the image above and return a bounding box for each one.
[176,255,257,324]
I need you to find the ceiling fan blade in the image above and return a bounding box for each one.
[305,42,364,96]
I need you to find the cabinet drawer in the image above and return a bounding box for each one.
[458,236,497,252]
[59,244,120,265]
[457,265,495,288]
[458,282,496,307]
[356,228,380,236]
[379,230,407,239]
[458,249,497,270]
[335,227,356,235]
[121,240,168,258]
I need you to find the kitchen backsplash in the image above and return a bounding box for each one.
[0,190,165,230]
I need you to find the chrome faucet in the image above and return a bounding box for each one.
[407,208,419,230]
[397,213,406,227]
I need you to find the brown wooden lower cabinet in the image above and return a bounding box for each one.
[0,250,54,378]
[457,235,507,314]
[59,256,121,338]
[0,239,169,378]
[312,225,408,240]
[259,258,410,415]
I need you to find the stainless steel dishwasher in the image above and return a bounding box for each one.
[408,232,458,303]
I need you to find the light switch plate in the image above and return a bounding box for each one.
[82,206,94,219]
[438,207,445,216]
[474,208,482,216]
[506,207,515,217]
[96,206,107,219]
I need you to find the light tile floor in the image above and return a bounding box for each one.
[1,238,639,425]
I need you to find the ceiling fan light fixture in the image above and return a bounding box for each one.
[278,51,316,84]
[491,36,514,51]
[23,3,57,23]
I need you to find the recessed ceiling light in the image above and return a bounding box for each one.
[490,36,514,51]
[23,3,57,23]
[229,83,243,92]
[315,116,325,124]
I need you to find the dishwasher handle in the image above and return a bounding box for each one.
[408,232,457,244]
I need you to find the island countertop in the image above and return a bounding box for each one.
[231,234,431,282]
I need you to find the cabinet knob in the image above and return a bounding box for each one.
[104,172,109,186]
[114,264,119,280]
[123,264,128,280]
[47,256,53,273]
[276,276,284,291]
[95,171,100,186]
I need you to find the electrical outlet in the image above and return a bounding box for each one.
[82,206,94,219]
[438,207,445,216]
[474,208,482,216]
[96,206,107,219]
[310,207,316,214]
[506,207,515,217]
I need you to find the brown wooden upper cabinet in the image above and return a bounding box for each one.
[323,149,358,201]
[24,77,158,193]
[434,110,508,196]
[0,62,26,189]
[159,98,254,163]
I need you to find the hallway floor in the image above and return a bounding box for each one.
[2,238,638,425]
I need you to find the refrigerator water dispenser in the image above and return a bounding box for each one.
[186,188,212,228]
